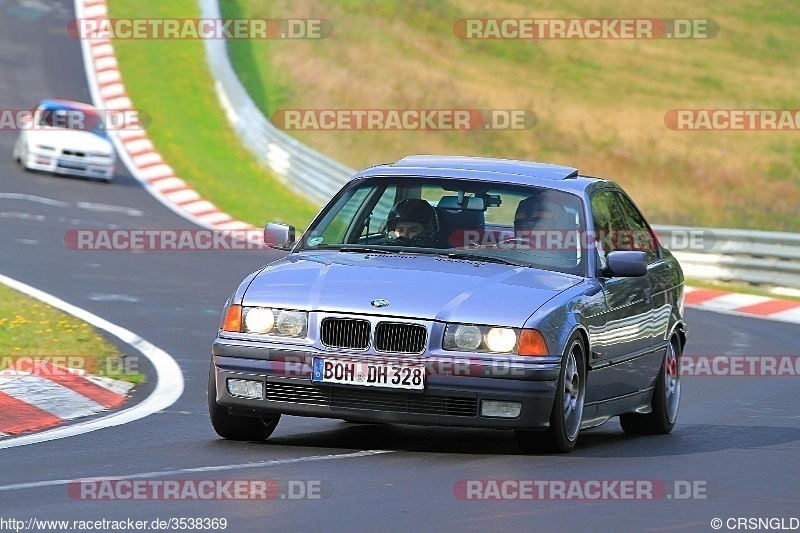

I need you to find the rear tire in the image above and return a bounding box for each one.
[620,335,681,434]
[516,334,586,453]
[208,364,280,441]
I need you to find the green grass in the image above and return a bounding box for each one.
[0,285,144,384]
[107,0,320,230]
[219,0,800,232]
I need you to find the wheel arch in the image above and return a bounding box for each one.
[668,320,687,351]
[565,324,591,367]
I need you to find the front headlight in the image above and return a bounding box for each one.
[485,327,517,352]
[222,304,307,338]
[453,325,482,351]
[443,324,549,356]
[243,307,275,334]
[276,310,306,336]
[444,324,518,353]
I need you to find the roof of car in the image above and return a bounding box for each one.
[38,99,97,112]
[355,155,607,192]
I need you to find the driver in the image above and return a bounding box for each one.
[385,199,440,247]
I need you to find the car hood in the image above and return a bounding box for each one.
[242,252,580,326]
[26,129,113,154]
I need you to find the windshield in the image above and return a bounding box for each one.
[297,176,587,276]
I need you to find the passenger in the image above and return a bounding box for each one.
[512,196,574,257]
[514,196,570,235]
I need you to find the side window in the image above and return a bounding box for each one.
[366,186,397,234]
[614,192,659,262]
[590,190,626,269]
[314,186,373,244]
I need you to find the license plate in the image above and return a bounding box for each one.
[58,159,86,170]
[311,357,425,390]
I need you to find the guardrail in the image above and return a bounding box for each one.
[201,0,800,291]
[654,226,800,290]
[200,0,354,206]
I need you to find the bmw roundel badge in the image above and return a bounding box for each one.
[370,298,390,308]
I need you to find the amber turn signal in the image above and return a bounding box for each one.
[518,329,549,356]
[222,304,242,332]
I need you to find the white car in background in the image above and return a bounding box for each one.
[13,99,116,182]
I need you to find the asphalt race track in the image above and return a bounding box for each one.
[0,2,798,531]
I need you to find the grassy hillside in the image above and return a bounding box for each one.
[107,0,319,230]
[222,0,800,231]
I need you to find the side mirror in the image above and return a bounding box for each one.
[263,222,295,250]
[606,250,648,277]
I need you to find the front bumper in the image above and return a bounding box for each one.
[25,150,114,180]
[212,338,561,430]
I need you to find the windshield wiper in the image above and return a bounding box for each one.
[437,252,528,267]
[334,246,394,254]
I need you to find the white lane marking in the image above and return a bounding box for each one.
[88,293,140,303]
[0,450,394,492]
[56,217,120,228]
[0,273,184,449]
[2,213,117,229]
[13,239,39,245]
[0,194,143,218]
[76,202,144,217]
[0,212,46,221]
[0,193,69,207]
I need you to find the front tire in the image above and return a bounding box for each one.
[620,335,681,434]
[516,334,586,453]
[13,139,25,167]
[208,364,280,441]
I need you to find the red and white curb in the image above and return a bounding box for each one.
[76,0,255,232]
[685,286,800,324]
[0,364,134,437]
[0,273,183,449]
